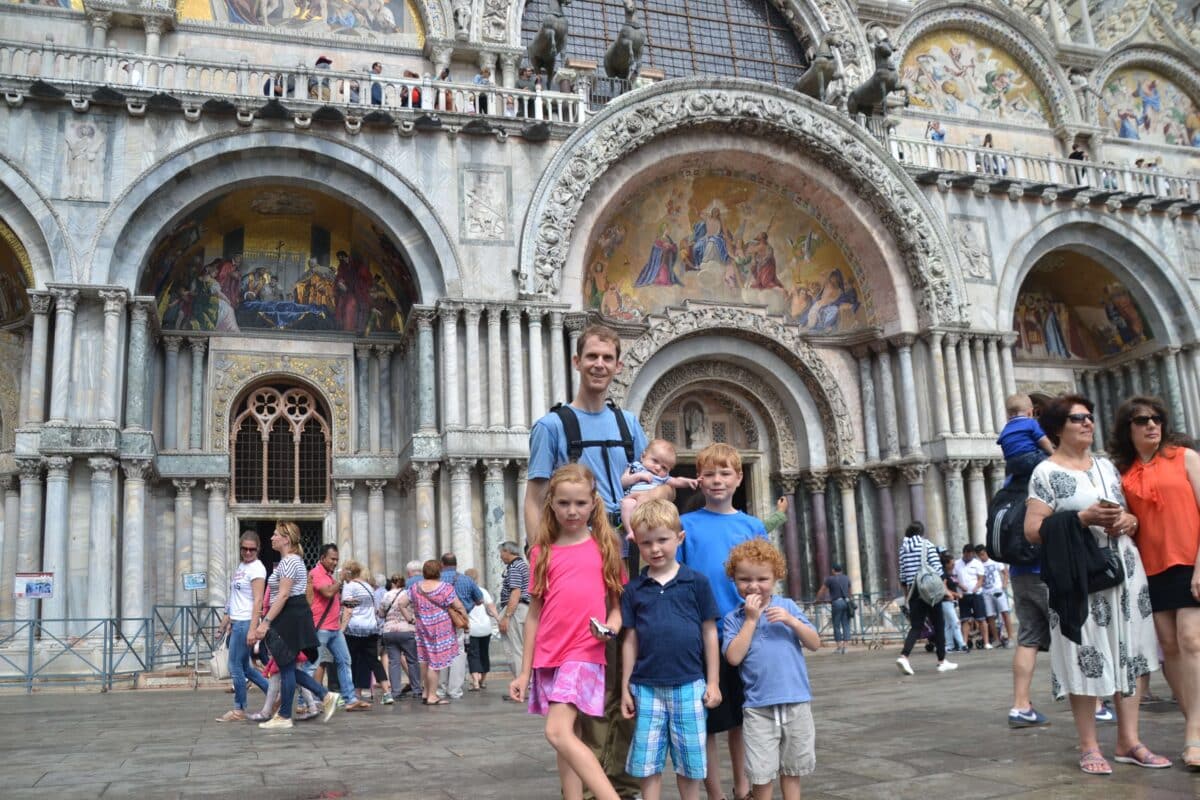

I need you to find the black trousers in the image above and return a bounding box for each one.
[466,635,491,675]
[346,633,382,691]
[902,593,946,660]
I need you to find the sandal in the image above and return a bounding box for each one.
[214,709,245,722]
[423,698,450,705]
[1113,743,1171,769]
[1182,742,1200,770]
[1079,749,1112,775]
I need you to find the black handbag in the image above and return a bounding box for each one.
[264,626,297,667]
[1087,537,1125,593]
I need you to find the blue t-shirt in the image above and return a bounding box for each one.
[722,597,814,707]
[997,416,1045,459]
[678,508,768,636]
[528,404,648,512]
[620,564,719,686]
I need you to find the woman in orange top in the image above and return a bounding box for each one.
[1111,396,1200,769]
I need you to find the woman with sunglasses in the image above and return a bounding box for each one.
[1024,394,1167,775]
[1110,396,1200,769]
[215,531,271,721]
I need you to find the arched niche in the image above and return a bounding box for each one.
[0,157,68,287]
[1092,48,1200,150]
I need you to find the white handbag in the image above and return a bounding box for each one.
[210,634,231,680]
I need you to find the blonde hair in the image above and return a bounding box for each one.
[644,438,677,467]
[629,498,683,536]
[725,539,787,579]
[276,521,303,557]
[1005,393,1033,417]
[341,559,364,579]
[696,442,742,474]
[533,463,624,599]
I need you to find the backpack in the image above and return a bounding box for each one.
[910,539,946,606]
[986,473,1041,567]
[551,400,635,507]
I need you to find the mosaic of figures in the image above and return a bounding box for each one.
[1098,68,1200,149]
[901,30,1050,125]
[0,237,28,328]
[143,187,416,336]
[584,170,870,333]
[1013,254,1153,361]
[184,0,421,38]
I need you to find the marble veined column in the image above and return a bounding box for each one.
[121,459,151,632]
[124,300,151,430]
[86,458,116,620]
[367,480,386,579]
[872,343,901,460]
[566,316,584,399]
[188,338,205,450]
[14,460,43,622]
[527,311,546,422]
[853,347,880,463]
[1163,349,1185,433]
[163,336,181,450]
[957,336,981,434]
[894,335,922,455]
[173,479,195,606]
[836,471,863,595]
[0,478,19,621]
[507,307,527,429]
[416,311,437,434]
[356,345,371,451]
[549,311,567,408]
[927,331,950,437]
[805,472,830,582]
[48,289,79,424]
[42,456,72,631]
[515,462,529,548]
[25,293,52,424]
[487,307,505,430]
[97,290,125,425]
[972,337,995,436]
[985,337,1005,432]
[943,460,968,555]
[335,480,355,562]
[943,334,966,435]
[376,346,393,452]
[449,459,476,572]
[439,307,461,429]
[966,460,989,548]
[463,305,484,429]
[999,334,1017,396]
[482,459,507,596]
[207,480,228,608]
[414,463,439,561]
[868,467,899,594]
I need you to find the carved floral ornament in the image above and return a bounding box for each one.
[519,78,967,328]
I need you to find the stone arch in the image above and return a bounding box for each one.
[1091,45,1200,123]
[89,130,460,300]
[0,155,71,287]
[519,78,967,326]
[995,210,1198,349]
[895,1,1079,127]
[420,0,451,39]
[612,303,854,468]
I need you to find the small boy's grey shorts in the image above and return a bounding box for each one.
[743,701,816,786]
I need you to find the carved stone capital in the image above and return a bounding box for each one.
[187,337,206,356]
[130,301,149,326]
[142,15,170,37]
[869,340,891,356]
[449,458,475,479]
[354,344,373,360]
[942,332,961,348]
[51,288,79,314]
[999,332,1019,348]
[16,458,43,481]
[204,479,228,496]
[413,307,436,331]
[86,9,113,29]
[899,461,928,484]
[773,471,801,494]
[563,313,588,334]
[483,458,507,482]
[335,479,355,496]
[850,344,872,361]
[803,470,828,494]
[45,456,72,475]
[413,462,440,483]
[866,465,894,488]
[122,459,152,481]
[29,293,52,315]
[99,289,127,315]
[366,479,387,494]
[890,333,916,350]
[971,337,986,353]
[437,306,459,325]
[88,457,117,476]
[374,344,394,357]
[943,459,969,479]
[966,460,987,480]
[485,306,504,328]
[834,470,859,492]
[172,478,196,494]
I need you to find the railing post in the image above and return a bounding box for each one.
[26,620,34,694]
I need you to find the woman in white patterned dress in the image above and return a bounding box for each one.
[1024,394,1168,775]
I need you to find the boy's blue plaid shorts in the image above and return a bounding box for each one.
[625,679,707,779]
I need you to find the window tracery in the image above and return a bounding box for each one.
[232,385,331,505]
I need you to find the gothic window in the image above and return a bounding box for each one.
[231,385,330,505]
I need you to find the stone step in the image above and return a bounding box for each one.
[134,668,227,690]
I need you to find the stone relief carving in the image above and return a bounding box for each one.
[210,352,351,454]
[520,79,966,326]
[949,214,994,282]
[460,165,512,245]
[611,302,854,467]
[482,0,507,42]
[63,119,107,201]
[452,0,472,40]
[710,394,759,448]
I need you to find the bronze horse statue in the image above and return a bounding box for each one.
[793,32,843,103]
[846,28,901,117]
[604,0,645,81]
[528,0,572,79]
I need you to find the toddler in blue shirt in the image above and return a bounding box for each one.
[996,393,1054,483]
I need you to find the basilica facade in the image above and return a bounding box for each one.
[0,0,1198,637]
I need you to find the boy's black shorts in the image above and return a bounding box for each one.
[706,655,745,734]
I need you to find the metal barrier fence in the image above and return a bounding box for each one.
[799,594,910,647]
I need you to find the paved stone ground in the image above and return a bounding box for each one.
[0,645,1196,800]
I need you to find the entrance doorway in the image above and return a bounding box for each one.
[671,463,751,515]
[241,519,325,573]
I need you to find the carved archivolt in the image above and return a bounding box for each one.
[640,362,800,472]
[609,302,854,467]
[895,2,1078,127]
[519,78,966,327]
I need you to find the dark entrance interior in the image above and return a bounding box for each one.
[671,463,751,515]
[242,519,325,573]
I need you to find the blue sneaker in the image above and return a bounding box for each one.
[1008,707,1049,728]
[1095,702,1115,723]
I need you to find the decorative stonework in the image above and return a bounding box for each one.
[1093,0,1200,52]
[519,79,966,326]
[949,214,995,282]
[609,302,855,467]
[769,0,869,87]
[459,164,512,245]
[210,352,351,454]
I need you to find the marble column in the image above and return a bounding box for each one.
[958,336,981,434]
[894,336,922,456]
[943,460,968,554]
[835,471,862,594]
[88,9,111,48]
[19,330,30,427]
[463,305,484,429]
[42,456,72,630]
[173,479,195,605]
[901,461,929,531]
[439,307,461,429]
[507,307,527,428]
[527,311,546,422]
[999,334,1018,396]
[124,301,151,430]
[163,336,181,449]
[965,460,990,548]
[487,307,505,430]
[97,290,125,425]
[853,348,880,463]
[1080,371,1103,450]
[1185,350,1200,434]
[549,311,567,407]
[187,338,206,450]
[1144,356,1161,398]
[776,475,802,599]
[416,311,437,433]
[867,466,899,595]
[376,346,393,452]
[48,288,79,424]
[1123,362,1139,397]
[121,460,150,631]
[972,338,995,436]
[943,334,966,435]
[482,459,507,595]
[206,480,228,608]
[335,480,355,562]
[927,331,951,437]
[25,293,52,424]
[355,344,372,450]
[871,343,901,460]
[1163,349,1185,430]
[566,317,584,400]
[86,458,116,620]
[14,460,43,622]
[986,460,1005,499]
[414,464,439,560]
[449,459,476,571]
[0,478,18,622]
[516,462,529,548]
[985,337,1006,432]
[367,480,386,579]
[804,472,830,582]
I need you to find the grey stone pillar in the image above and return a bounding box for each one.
[853,347,879,463]
[507,307,527,429]
[42,456,72,630]
[356,344,371,451]
[985,337,1005,432]
[927,331,951,437]
[972,337,995,436]
[527,311,546,422]
[439,307,461,429]
[416,311,437,434]
[367,480,386,579]
[835,471,862,594]
[163,336,181,450]
[1080,371,1103,450]
[958,336,981,434]
[871,342,901,460]
[482,459,507,596]
[14,460,43,622]
[0,477,19,621]
[88,10,111,50]
[867,466,899,595]
[804,471,830,582]
[901,461,929,531]
[1123,362,1140,397]
[26,293,52,424]
[48,289,79,424]
[999,334,1017,396]
[943,334,966,435]
[549,311,567,407]
[97,290,125,425]
[187,338,205,450]
[943,460,968,554]
[516,462,529,548]
[776,474,802,599]
[487,307,505,430]
[124,300,151,430]
[335,480,355,561]
[1184,350,1200,433]
[206,479,227,608]
[463,305,484,429]
[966,460,989,548]
[121,460,151,632]
[414,464,439,560]
[18,330,29,427]
[86,458,116,620]
[986,460,1005,499]
[376,346,393,452]
[449,459,475,572]
[1144,357,1161,398]
[1163,349,1185,429]
[566,316,584,400]
[173,479,195,606]
[893,335,922,455]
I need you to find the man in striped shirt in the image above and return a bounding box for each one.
[497,541,531,679]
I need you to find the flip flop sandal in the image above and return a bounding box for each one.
[1180,742,1200,770]
[1079,749,1112,776]
[1113,743,1171,769]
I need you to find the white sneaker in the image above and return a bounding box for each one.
[896,656,914,675]
[321,692,339,723]
[258,714,294,730]
[937,661,959,672]
[984,644,994,650]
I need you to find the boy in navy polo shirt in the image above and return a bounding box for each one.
[620,499,721,800]
[724,539,821,800]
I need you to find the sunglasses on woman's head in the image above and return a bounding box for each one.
[1066,413,1094,423]
[1131,414,1164,426]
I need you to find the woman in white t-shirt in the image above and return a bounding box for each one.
[216,531,271,722]
[341,560,390,709]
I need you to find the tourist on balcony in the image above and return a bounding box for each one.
[369,62,383,105]
[516,66,535,117]
[264,73,294,98]
[473,67,494,115]
[309,55,333,102]
[119,61,142,87]
[982,133,1007,176]
[1069,144,1088,185]
[436,67,455,112]
[926,120,946,142]
[397,70,421,109]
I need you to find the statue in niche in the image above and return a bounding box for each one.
[64,121,105,200]
[527,0,572,79]
[683,402,711,450]
[452,0,471,41]
[846,27,902,117]
[793,32,844,104]
[604,0,645,82]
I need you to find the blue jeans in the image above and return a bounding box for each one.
[304,628,357,703]
[942,600,966,649]
[831,598,852,643]
[229,620,269,710]
[278,658,327,719]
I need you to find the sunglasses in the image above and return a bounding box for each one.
[241,546,259,552]
[1131,414,1164,426]
[1066,413,1094,424]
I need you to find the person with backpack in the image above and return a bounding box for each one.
[896,521,957,675]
